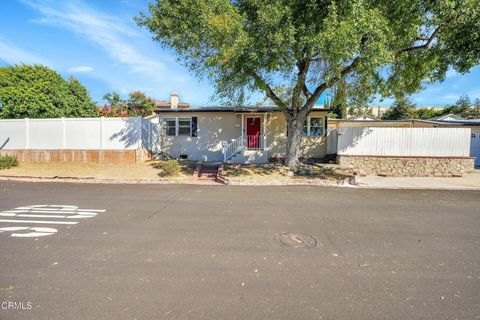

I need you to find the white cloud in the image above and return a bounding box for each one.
[22,0,165,82]
[445,69,459,78]
[0,37,50,66]
[68,65,94,73]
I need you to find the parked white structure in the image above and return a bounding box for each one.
[337,127,471,157]
[336,127,474,176]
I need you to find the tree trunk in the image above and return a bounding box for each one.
[284,113,306,168]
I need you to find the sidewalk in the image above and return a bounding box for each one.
[355,170,480,190]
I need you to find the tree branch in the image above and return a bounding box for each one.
[249,71,288,109]
[302,83,312,99]
[399,24,444,53]
[400,12,466,53]
[300,34,370,115]
[302,56,360,115]
[291,55,311,110]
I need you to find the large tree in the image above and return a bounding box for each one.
[137,0,480,167]
[381,97,417,120]
[328,78,348,119]
[0,64,98,119]
[126,91,156,117]
[99,91,156,117]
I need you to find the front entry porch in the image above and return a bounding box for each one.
[222,113,269,163]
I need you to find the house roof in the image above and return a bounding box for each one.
[433,113,465,121]
[154,105,329,113]
[154,100,191,109]
[347,114,380,121]
[328,119,411,123]
[432,119,480,126]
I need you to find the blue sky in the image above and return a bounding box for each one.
[0,0,479,107]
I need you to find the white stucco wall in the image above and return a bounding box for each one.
[157,110,329,162]
[159,112,241,162]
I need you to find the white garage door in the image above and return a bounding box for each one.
[471,132,480,167]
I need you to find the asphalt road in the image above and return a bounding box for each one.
[0,181,479,320]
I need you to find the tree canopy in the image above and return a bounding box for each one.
[0,64,98,119]
[98,91,155,117]
[381,97,417,120]
[137,0,480,166]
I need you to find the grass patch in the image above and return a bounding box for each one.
[0,161,195,180]
[150,160,196,177]
[0,155,18,170]
[223,163,353,180]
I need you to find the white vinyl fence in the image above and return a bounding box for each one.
[327,128,338,154]
[337,127,471,157]
[0,117,159,151]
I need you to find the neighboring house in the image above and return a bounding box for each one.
[153,103,329,164]
[328,118,480,167]
[427,119,480,167]
[433,113,465,121]
[328,119,412,129]
[154,92,191,110]
[145,92,191,121]
[347,114,380,121]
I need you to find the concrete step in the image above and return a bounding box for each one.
[196,165,220,183]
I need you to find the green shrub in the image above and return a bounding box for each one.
[0,155,18,169]
[160,160,181,177]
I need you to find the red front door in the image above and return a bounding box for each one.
[246,117,261,148]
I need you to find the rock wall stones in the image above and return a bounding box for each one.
[337,155,475,177]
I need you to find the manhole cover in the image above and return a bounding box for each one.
[275,232,317,248]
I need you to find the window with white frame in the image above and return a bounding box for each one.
[165,118,177,136]
[164,117,196,137]
[178,117,191,136]
[303,117,324,136]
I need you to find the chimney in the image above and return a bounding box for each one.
[170,92,179,109]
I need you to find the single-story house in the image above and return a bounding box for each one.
[152,105,329,164]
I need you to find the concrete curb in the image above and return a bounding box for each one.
[0,176,182,185]
[354,184,480,191]
[0,174,357,187]
[225,176,356,187]
[2,175,476,190]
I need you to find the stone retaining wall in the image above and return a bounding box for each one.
[0,149,152,164]
[337,155,475,177]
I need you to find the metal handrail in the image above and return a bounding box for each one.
[223,136,245,161]
[245,135,262,149]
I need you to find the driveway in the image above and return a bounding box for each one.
[0,182,479,319]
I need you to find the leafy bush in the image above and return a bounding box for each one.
[0,155,18,169]
[0,65,98,119]
[160,160,181,176]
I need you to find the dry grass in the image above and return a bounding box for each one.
[0,160,197,180]
[223,163,353,181]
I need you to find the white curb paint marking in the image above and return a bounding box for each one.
[0,219,78,225]
[0,226,58,238]
[0,212,98,219]
[0,205,106,238]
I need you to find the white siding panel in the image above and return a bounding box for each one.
[29,119,63,149]
[0,119,27,149]
[338,127,471,157]
[0,117,150,150]
[64,119,102,149]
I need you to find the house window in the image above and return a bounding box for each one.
[309,117,323,136]
[165,118,177,136]
[303,117,324,137]
[178,117,191,136]
[163,117,197,137]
